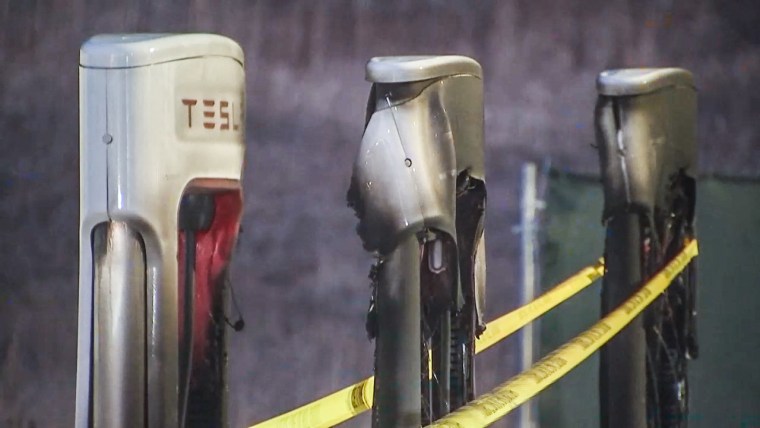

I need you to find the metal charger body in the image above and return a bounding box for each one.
[348,56,486,427]
[595,68,697,428]
[595,68,697,221]
[77,34,245,428]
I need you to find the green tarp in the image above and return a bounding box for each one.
[538,173,760,427]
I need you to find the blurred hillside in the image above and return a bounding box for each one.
[0,1,758,427]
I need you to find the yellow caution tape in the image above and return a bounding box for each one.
[426,239,698,428]
[250,259,605,428]
[250,376,374,428]
[475,258,605,353]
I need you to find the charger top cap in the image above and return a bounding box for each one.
[597,68,694,96]
[366,55,482,83]
[80,33,244,69]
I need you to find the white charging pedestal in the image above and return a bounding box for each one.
[76,34,245,428]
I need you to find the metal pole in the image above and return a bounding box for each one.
[518,162,539,428]
[374,234,422,428]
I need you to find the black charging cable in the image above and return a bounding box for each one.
[224,274,245,332]
[177,193,215,428]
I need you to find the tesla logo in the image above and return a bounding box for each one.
[181,98,242,131]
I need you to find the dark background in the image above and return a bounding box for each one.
[0,1,758,427]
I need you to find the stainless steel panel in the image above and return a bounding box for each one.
[92,222,146,427]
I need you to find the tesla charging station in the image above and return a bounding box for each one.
[76,34,245,427]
